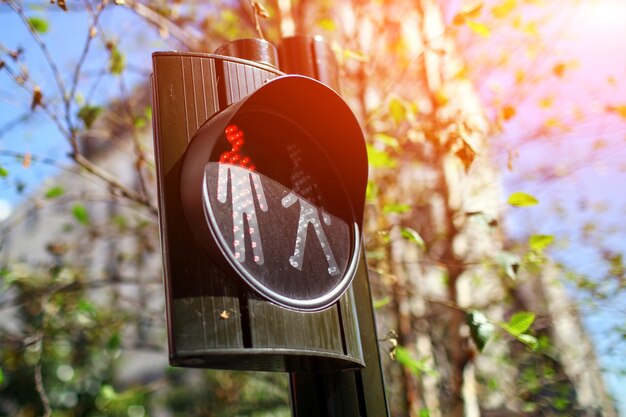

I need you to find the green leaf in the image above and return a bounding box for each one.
[0,367,4,385]
[529,234,554,251]
[109,45,125,75]
[507,192,539,207]
[28,17,49,34]
[492,0,516,18]
[77,299,96,315]
[107,332,121,351]
[113,214,127,231]
[394,346,413,368]
[389,98,407,124]
[366,250,385,260]
[383,203,411,214]
[44,186,64,199]
[466,310,494,352]
[400,227,425,250]
[378,230,390,245]
[343,49,368,62]
[100,384,117,400]
[515,333,538,350]
[318,18,336,32]
[554,396,569,411]
[498,312,538,350]
[467,20,491,37]
[77,105,103,129]
[374,132,399,149]
[373,296,391,309]
[366,180,378,202]
[366,144,397,168]
[133,117,146,128]
[0,166,8,178]
[72,204,89,225]
[500,311,535,336]
[395,346,434,376]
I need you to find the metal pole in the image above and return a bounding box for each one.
[289,254,389,417]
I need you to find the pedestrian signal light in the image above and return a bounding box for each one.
[180,75,367,311]
[151,38,370,372]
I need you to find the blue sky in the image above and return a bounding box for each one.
[0,2,163,213]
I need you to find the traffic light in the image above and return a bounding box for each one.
[151,38,370,372]
[179,74,367,311]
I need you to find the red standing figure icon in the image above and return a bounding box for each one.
[220,125,256,171]
[216,125,267,265]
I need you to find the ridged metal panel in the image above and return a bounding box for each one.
[180,56,221,137]
[200,58,220,126]
[224,60,278,105]
[153,54,244,356]
[153,55,189,174]
[180,56,197,139]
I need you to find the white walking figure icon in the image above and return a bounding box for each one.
[217,164,268,264]
[281,192,339,276]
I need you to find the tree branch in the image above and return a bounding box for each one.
[66,0,107,124]
[73,153,157,215]
[34,343,51,417]
[123,0,202,51]
[0,59,71,138]
[8,1,68,102]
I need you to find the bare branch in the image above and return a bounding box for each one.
[0,58,71,137]
[122,0,202,50]
[249,0,269,39]
[73,153,157,215]
[8,1,68,103]
[118,76,150,202]
[66,0,107,122]
[34,348,51,417]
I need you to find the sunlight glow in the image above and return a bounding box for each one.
[575,0,626,34]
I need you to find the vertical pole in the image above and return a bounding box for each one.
[290,255,389,417]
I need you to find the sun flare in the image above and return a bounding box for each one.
[575,0,626,33]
